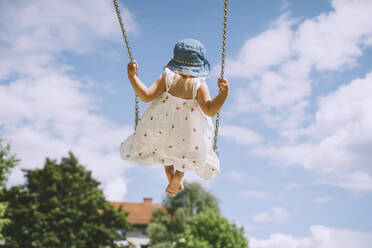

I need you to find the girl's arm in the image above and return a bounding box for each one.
[197,77,229,117]
[127,61,166,103]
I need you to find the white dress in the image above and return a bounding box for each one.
[120,68,220,180]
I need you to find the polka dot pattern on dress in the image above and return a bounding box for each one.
[119,68,220,181]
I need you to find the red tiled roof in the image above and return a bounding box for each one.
[110,198,164,225]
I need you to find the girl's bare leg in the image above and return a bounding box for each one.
[164,165,174,184]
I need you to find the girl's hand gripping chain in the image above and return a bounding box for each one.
[218,77,229,93]
[127,60,139,78]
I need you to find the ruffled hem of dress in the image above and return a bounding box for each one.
[120,135,219,180]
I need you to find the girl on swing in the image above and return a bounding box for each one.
[120,39,229,195]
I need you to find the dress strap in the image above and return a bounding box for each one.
[164,68,174,92]
[192,77,204,99]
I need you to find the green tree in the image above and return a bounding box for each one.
[147,182,220,247]
[0,204,9,241]
[163,181,220,216]
[0,138,18,239]
[177,210,249,248]
[1,152,130,248]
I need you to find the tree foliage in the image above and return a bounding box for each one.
[177,210,249,248]
[147,182,220,247]
[163,181,220,216]
[1,152,130,248]
[147,181,248,248]
[0,138,18,239]
[0,139,17,189]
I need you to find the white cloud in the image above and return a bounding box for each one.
[285,182,302,190]
[0,0,138,79]
[279,0,290,12]
[225,0,372,192]
[226,16,312,132]
[241,190,269,199]
[314,197,333,203]
[0,0,139,201]
[220,125,263,146]
[225,13,308,111]
[1,73,133,201]
[226,14,295,79]
[318,172,372,192]
[253,207,290,223]
[364,36,372,45]
[253,212,271,222]
[310,72,372,144]
[226,171,245,182]
[104,176,128,201]
[251,234,310,248]
[294,0,372,71]
[254,69,310,109]
[227,0,372,130]
[244,225,257,232]
[255,71,372,192]
[249,225,372,248]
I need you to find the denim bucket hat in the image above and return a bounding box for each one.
[165,39,211,77]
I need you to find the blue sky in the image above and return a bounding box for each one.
[1,0,372,247]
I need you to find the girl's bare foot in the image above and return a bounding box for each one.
[179,183,184,191]
[165,165,184,191]
[166,184,177,195]
[168,170,184,193]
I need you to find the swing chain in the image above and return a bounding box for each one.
[113,0,228,141]
[213,0,229,152]
[113,0,140,129]
[220,0,228,80]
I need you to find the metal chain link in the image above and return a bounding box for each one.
[113,0,140,129]
[213,0,229,152]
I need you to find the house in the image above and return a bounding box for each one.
[110,198,164,248]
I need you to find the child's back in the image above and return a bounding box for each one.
[168,73,195,99]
